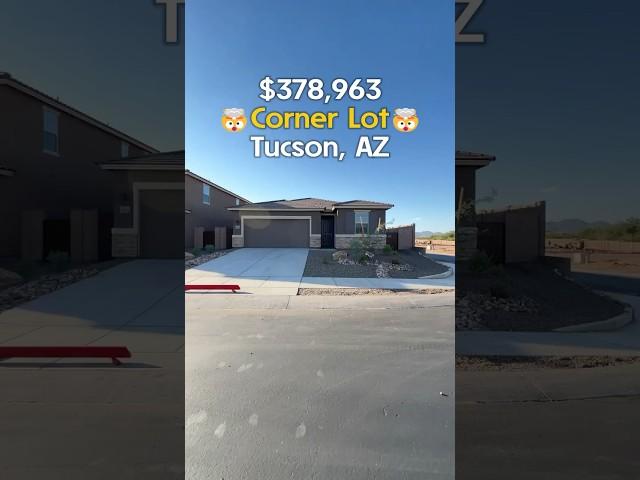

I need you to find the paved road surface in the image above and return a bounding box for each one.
[186,292,455,480]
[457,364,640,479]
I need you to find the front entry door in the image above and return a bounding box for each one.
[321,216,335,248]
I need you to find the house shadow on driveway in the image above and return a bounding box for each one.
[0,259,185,366]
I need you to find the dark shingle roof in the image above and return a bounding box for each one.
[231,197,393,211]
[99,150,184,170]
[334,200,394,208]
[456,150,496,161]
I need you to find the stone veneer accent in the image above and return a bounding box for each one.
[310,234,321,248]
[456,226,477,260]
[112,231,138,257]
[232,235,244,248]
[335,234,386,250]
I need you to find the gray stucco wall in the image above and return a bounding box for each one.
[185,174,248,249]
[335,209,386,234]
[0,85,152,258]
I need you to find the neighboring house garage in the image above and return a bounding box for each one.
[244,218,310,248]
[139,188,184,258]
[100,151,184,259]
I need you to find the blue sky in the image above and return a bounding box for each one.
[458,1,640,223]
[187,0,454,233]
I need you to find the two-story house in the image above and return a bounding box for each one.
[0,72,183,261]
[185,170,250,250]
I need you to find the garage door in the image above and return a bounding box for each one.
[244,218,309,248]
[139,189,184,258]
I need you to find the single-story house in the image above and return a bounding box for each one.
[228,198,393,249]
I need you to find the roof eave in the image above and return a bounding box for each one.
[100,164,184,171]
[0,77,158,153]
[185,170,251,204]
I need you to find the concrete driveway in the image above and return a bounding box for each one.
[0,260,184,479]
[185,248,309,295]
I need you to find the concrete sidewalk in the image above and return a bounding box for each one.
[457,293,640,357]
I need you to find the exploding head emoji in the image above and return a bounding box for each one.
[222,108,246,132]
[393,108,419,133]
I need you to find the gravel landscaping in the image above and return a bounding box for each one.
[456,262,626,331]
[0,260,124,313]
[456,355,640,371]
[303,249,449,279]
[185,249,230,269]
[298,287,451,296]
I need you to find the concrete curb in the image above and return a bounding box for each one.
[419,265,453,279]
[553,304,634,332]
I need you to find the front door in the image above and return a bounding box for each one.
[321,216,335,248]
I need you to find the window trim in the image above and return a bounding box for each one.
[42,106,60,156]
[235,198,240,206]
[202,183,211,205]
[354,210,370,234]
[120,141,129,158]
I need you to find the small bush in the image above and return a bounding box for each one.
[468,251,493,273]
[190,247,202,257]
[204,244,215,252]
[391,258,400,265]
[350,239,363,260]
[383,244,393,255]
[358,254,369,264]
[46,251,70,272]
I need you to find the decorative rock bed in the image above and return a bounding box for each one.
[0,267,100,313]
[185,250,230,269]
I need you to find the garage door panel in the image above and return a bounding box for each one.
[244,219,309,248]
[140,190,184,258]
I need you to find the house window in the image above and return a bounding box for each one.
[43,107,59,154]
[202,184,211,205]
[235,198,240,206]
[355,211,369,234]
[120,141,129,158]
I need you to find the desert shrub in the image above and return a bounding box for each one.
[204,244,215,252]
[190,247,202,257]
[46,251,70,272]
[383,244,393,255]
[350,239,363,260]
[468,251,493,273]
[358,254,369,264]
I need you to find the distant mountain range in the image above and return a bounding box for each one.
[416,231,434,238]
[546,219,611,234]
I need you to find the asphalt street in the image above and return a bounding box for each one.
[186,292,455,480]
[456,363,640,480]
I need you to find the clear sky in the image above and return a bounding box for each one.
[187,0,454,233]
[457,0,639,223]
